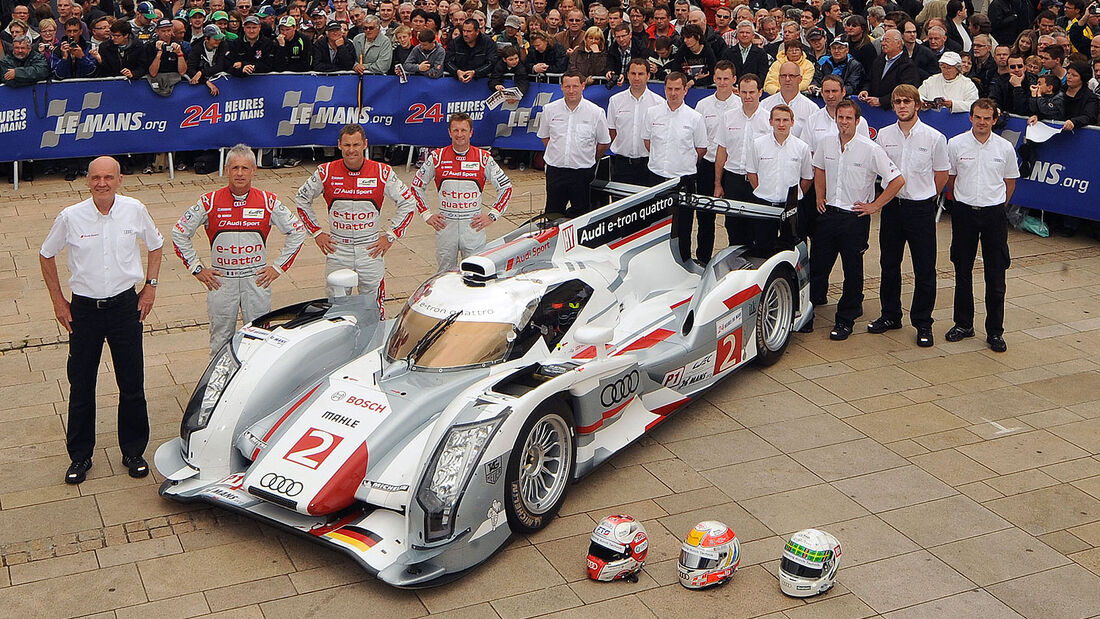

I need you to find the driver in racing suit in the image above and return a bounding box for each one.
[294,123,417,314]
[172,144,307,354]
[411,113,513,271]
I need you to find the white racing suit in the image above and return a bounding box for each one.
[172,187,307,353]
[411,145,512,271]
[295,158,417,313]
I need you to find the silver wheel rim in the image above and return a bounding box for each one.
[518,414,571,515]
[761,277,793,351]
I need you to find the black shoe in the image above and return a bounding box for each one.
[829,323,852,341]
[944,325,975,342]
[987,335,1007,352]
[867,316,903,334]
[64,170,78,181]
[65,459,92,484]
[122,455,149,478]
[811,296,827,306]
[916,326,934,347]
[797,319,814,333]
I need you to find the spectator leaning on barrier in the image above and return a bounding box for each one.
[526,30,566,74]
[860,29,920,108]
[488,43,529,93]
[446,17,494,82]
[98,19,148,79]
[918,51,979,111]
[390,25,413,73]
[605,22,648,85]
[1,34,49,85]
[274,15,312,71]
[52,17,96,78]
[568,25,606,85]
[723,20,770,80]
[188,25,228,95]
[813,37,865,96]
[403,27,445,76]
[313,20,354,71]
[352,14,393,74]
[230,15,275,75]
[146,18,187,96]
[674,23,716,88]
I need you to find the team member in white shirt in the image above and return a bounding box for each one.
[692,60,741,262]
[714,73,771,246]
[760,61,820,140]
[945,98,1020,353]
[40,156,164,485]
[538,71,612,217]
[812,100,905,340]
[804,75,871,154]
[643,71,708,263]
[872,84,950,347]
[742,104,814,251]
[607,58,664,186]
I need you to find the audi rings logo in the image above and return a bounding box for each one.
[600,371,639,407]
[259,473,303,497]
[331,390,346,401]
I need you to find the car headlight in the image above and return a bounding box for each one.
[417,416,504,543]
[181,343,240,445]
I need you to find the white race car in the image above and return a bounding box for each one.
[154,179,812,587]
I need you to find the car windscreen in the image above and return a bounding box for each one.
[385,304,515,369]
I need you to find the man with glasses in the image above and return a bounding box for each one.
[352,14,392,74]
[557,8,586,55]
[901,19,939,80]
[98,20,148,79]
[970,34,997,95]
[761,61,818,140]
[715,7,736,47]
[945,99,1019,352]
[989,53,1034,114]
[870,84,949,347]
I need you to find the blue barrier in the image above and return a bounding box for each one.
[1,73,1095,219]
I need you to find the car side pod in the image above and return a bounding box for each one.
[328,268,359,298]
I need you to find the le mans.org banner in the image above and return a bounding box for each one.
[0,73,1096,220]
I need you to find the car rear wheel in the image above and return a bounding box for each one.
[505,406,575,533]
[756,269,794,366]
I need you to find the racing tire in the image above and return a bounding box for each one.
[504,404,575,534]
[755,269,794,367]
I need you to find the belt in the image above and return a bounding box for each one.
[958,202,1003,210]
[823,204,857,215]
[897,197,935,205]
[72,287,135,310]
[614,155,648,162]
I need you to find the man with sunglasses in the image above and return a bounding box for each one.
[989,52,1034,114]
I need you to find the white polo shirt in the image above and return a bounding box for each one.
[40,195,164,299]
[804,105,871,153]
[947,130,1020,207]
[607,87,665,159]
[760,91,820,140]
[642,101,708,179]
[876,119,950,201]
[717,103,771,174]
[537,97,611,169]
[813,133,903,210]
[744,132,814,203]
[694,91,742,162]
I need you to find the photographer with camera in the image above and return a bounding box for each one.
[146,18,188,96]
[1069,2,1100,54]
[605,23,647,88]
[53,18,97,79]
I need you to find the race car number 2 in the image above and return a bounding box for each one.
[714,329,744,375]
[284,428,343,470]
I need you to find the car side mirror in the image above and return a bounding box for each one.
[327,268,359,298]
[575,325,614,359]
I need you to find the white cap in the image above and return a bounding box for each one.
[939,51,963,67]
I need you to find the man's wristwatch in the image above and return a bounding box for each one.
[146,279,158,287]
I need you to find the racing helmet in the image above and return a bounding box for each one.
[586,514,648,582]
[778,529,842,597]
[678,521,740,589]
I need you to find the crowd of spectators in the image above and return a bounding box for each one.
[3,0,1100,199]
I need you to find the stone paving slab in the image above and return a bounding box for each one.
[3,166,1100,617]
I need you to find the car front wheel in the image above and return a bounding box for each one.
[504,405,575,533]
[756,269,794,366]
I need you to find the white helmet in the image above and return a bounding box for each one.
[586,514,649,582]
[678,520,740,589]
[778,529,842,597]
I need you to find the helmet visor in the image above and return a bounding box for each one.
[679,544,722,571]
[588,540,629,563]
[780,556,823,579]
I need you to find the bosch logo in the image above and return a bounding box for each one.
[331,390,346,401]
[346,396,388,412]
[600,370,639,407]
[259,473,303,497]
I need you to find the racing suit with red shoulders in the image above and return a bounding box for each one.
[294,158,417,310]
[172,187,307,353]
[411,145,512,271]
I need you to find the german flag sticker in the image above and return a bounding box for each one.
[324,525,382,553]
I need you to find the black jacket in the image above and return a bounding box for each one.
[866,52,920,109]
[605,38,649,78]
[968,55,997,96]
[445,33,495,78]
[813,54,866,95]
[228,35,276,75]
[988,0,1031,49]
[312,39,356,72]
[274,32,312,72]
[186,40,230,83]
[673,44,716,87]
[723,44,770,82]
[488,57,530,96]
[97,38,148,78]
[525,42,568,74]
[989,72,1035,115]
[1062,86,1099,128]
[906,43,940,82]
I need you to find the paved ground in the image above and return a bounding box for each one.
[2,161,1100,619]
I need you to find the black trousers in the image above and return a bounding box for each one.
[67,288,149,462]
[611,155,652,186]
[879,197,938,328]
[647,173,697,263]
[545,164,596,218]
[810,206,871,327]
[692,158,717,263]
[951,202,1010,337]
[721,170,755,246]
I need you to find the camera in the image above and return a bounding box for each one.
[1090,4,1100,14]
[605,72,619,89]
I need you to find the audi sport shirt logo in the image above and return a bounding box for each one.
[258,472,303,497]
[601,370,639,407]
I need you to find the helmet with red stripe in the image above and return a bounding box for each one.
[586,514,648,582]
